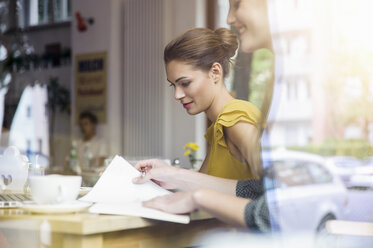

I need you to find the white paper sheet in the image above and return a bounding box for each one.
[79,155,190,224]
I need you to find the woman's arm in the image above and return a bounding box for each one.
[143,189,249,228]
[224,122,261,177]
[133,159,237,195]
[193,189,249,227]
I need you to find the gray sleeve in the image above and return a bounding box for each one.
[236,180,264,199]
[236,180,271,232]
[244,195,271,232]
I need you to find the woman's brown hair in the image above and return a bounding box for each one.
[164,28,238,77]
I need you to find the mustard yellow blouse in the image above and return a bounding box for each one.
[205,99,261,180]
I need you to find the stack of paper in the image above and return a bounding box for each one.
[79,155,190,224]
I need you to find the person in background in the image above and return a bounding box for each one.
[164,27,262,180]
[133,0,275,232]
[76,111,108,170]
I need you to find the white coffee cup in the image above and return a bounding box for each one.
[29,175,82,204]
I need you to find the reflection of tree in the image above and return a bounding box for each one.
[327,41,373,140]
[232,51,252,100]
[249,49,274,123]
[47,77,70,158]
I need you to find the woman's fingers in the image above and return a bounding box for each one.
[132,170,154,184]
[132,159,180,190]
[142,197,164,211]
[133,159,160,184]
[134,159,156,170]
[142,192,197,214]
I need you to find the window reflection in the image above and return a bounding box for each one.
[7,84,49,167]
[18,0,71,27]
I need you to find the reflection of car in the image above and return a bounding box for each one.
[263,150,348,235]
[349,174,373,189]
[364,156,373,166]
[348,159,373,189]
[325,156,363,185]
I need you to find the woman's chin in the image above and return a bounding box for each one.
[186,108,201,115]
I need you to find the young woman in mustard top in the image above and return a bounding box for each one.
[133,0,275,231]
[165,28,262,180]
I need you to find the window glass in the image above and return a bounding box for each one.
[305,162,333,184]
[23,0,71,27]
[272,160,314,188]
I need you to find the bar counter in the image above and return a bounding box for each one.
[0,208,230,248]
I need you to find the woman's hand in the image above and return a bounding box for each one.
[132,159,181,190]
[142,189,249,228]
[142,191,197,214]
[133,159,238,195]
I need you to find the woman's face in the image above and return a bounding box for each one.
[166,60,217,115]
[227,0,272,53]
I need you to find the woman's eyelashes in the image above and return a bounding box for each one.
[168,81,190,88]
[181,81,191,87]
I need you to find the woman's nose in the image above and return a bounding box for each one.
[174,86,185,100]
[227,8,235,26]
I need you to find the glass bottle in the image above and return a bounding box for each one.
[83,143,93,170]
[70,140,81,174]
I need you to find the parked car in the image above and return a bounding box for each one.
[348,158,373,189]
[324,156,363,186]
[364,156,373,166]
[262,149,348,236]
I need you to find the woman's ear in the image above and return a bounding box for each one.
[209,62,223,83]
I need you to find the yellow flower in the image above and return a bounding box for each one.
[190,143,200,151]
[184,150,191,156]
[184,142,193,148]
[184,142,200,151]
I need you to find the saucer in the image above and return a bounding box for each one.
[20,201,92,214]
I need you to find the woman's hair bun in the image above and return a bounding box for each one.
[164,27,238,77]
[214,28,238,58]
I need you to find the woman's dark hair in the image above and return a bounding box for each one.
[79,111,98,124]
[164,28,238,77]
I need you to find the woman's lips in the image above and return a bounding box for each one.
[237,26,246,38]
[183,102,193,109]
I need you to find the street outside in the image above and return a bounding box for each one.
[345,189,373,222]
[334,189,373,248]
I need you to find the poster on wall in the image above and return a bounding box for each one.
[74,51,107,124]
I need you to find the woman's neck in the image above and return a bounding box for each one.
[205,87,234,123]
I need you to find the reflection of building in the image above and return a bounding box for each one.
[9,85,49,160]
[266,0,373,147]
[264,0,314,147]
[266,0,334,147]
[214,0,322,147]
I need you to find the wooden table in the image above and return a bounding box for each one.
[0,208,230,248]
[326,220,373,237]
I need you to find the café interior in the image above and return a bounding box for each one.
[0,0,373,247]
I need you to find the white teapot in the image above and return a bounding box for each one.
[0,146,29,191]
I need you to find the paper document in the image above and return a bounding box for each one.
[79,155,190,224]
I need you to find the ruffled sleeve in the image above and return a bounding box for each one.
[215,100,261,148]
[204,124,214,145]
